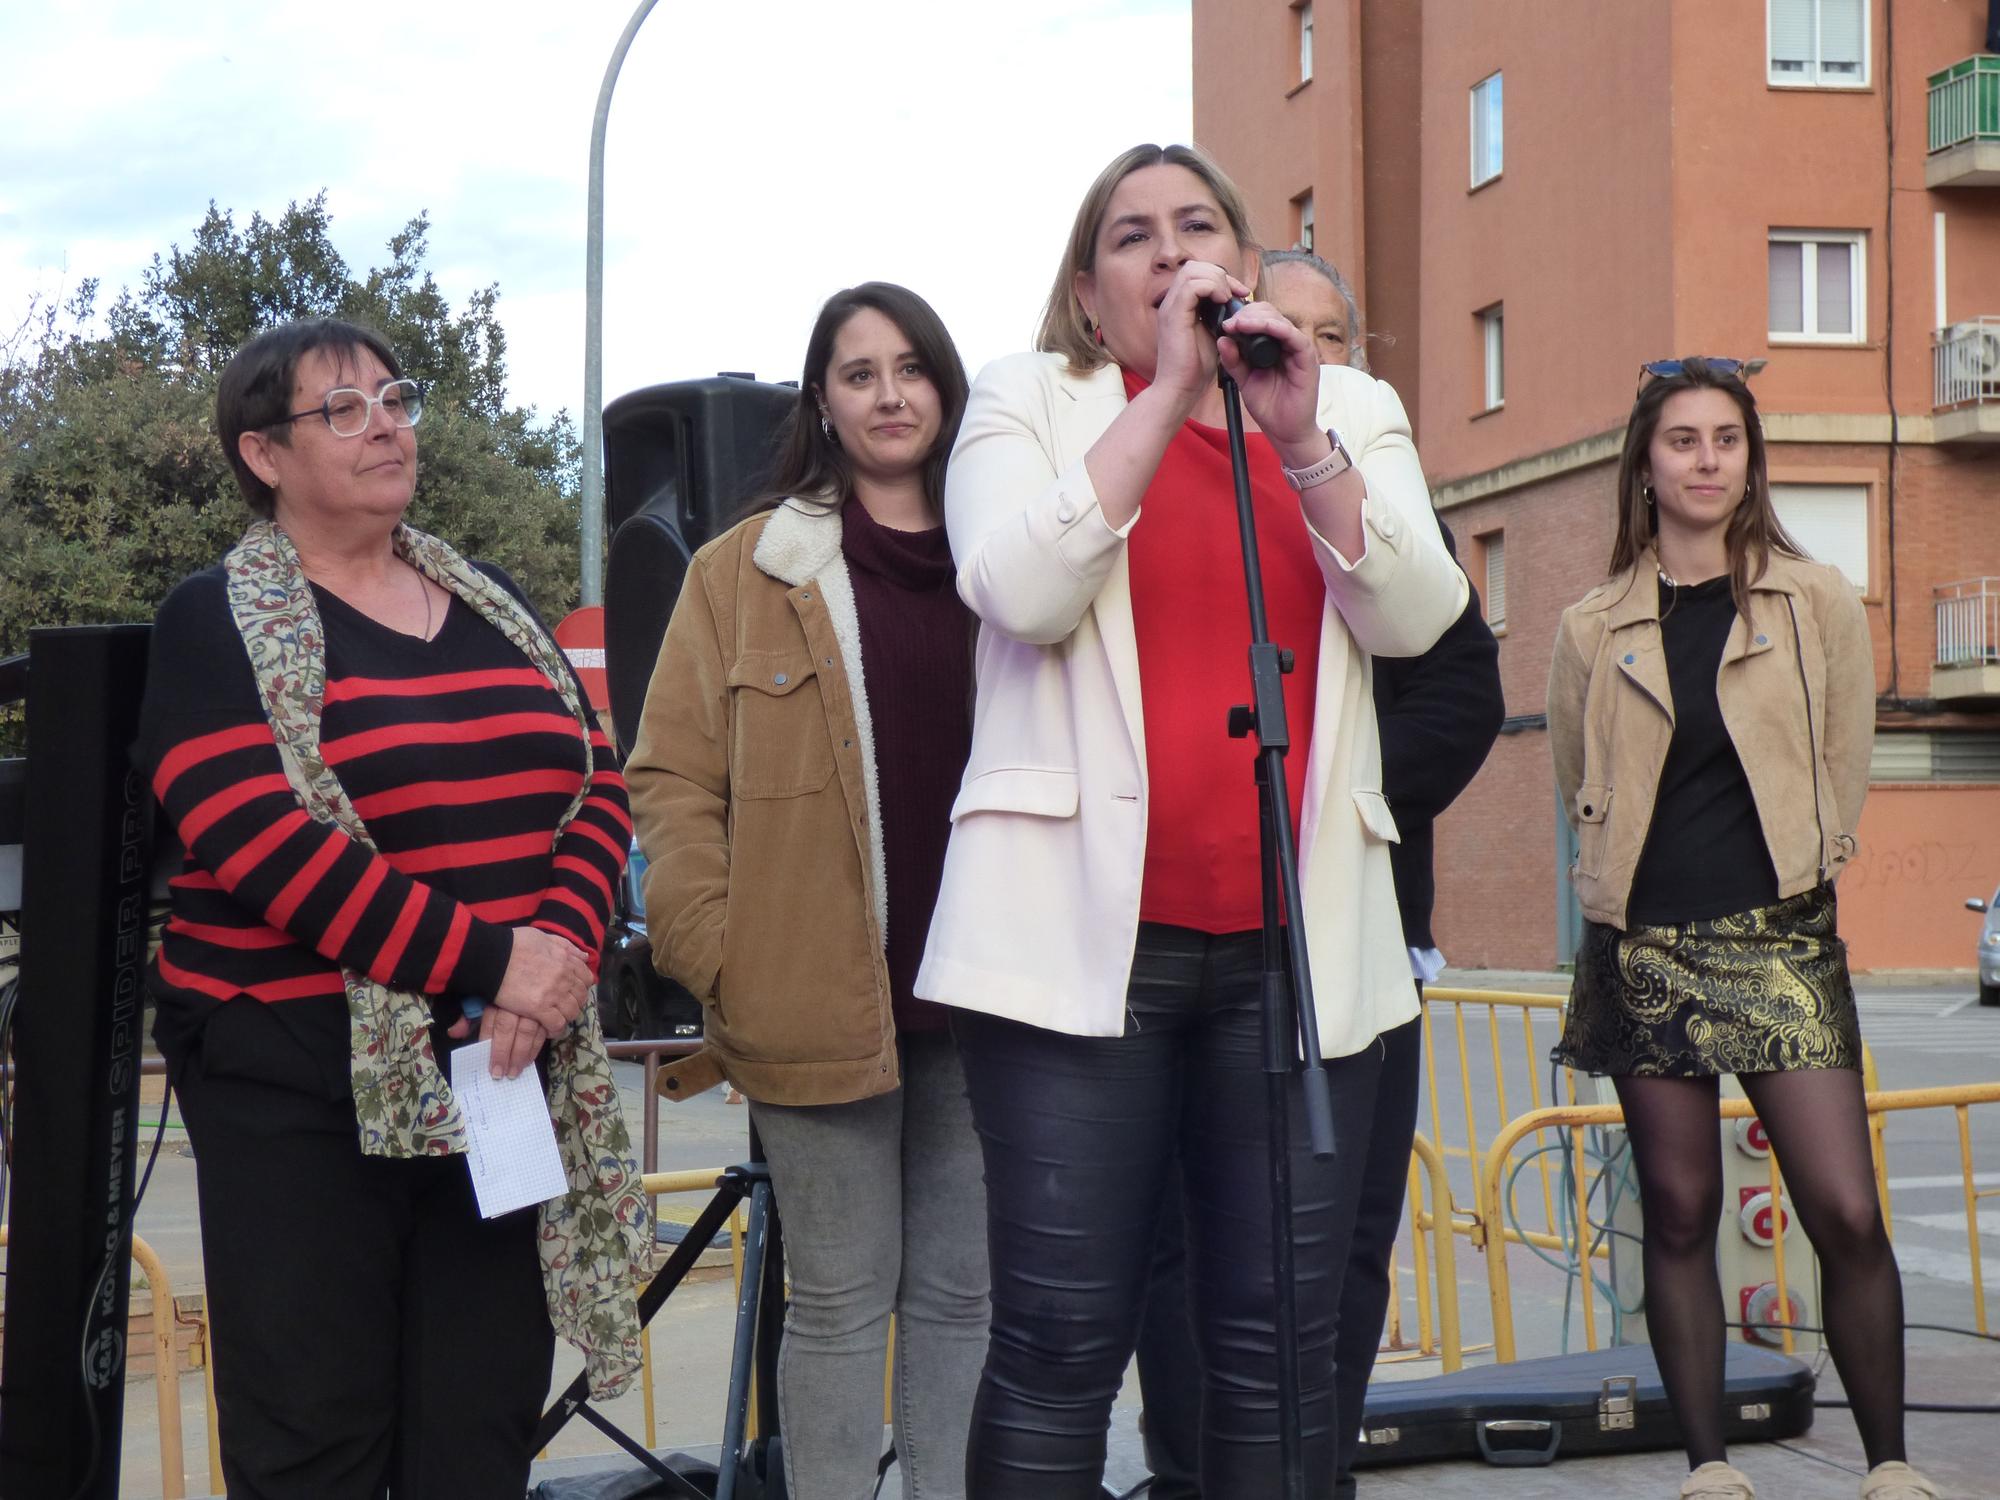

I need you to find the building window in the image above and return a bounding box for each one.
[1769,0,1868,88]
[1296,192,1315,252]
[1470,71,1503,186]
[1771,482,1869,589]
[1482,531,1508,629]
[1480,304,1505,409]
[1297,3,1314,85]
[1769,230,1865,342]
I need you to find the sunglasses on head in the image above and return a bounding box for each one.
[1637,357,1746,394]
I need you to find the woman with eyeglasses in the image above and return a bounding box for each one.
[626,282,988,1499]
[1548,358,1931,1500]
[914,144,1466,1496]
[137,318,648,1498]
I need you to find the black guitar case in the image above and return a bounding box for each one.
[1350,1344,1815,1469]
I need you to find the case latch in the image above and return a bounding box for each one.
[1598,1375,1638,1432]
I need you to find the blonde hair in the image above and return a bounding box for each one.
[1034,143,1261,373]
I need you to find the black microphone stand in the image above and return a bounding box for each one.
[1216,361,1337,1500]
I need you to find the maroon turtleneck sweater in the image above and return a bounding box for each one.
[841,499,973,1035]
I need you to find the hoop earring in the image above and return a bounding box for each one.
[818,412,835,442]
[1643,484,1657,507]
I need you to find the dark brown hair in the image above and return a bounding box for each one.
[215,318,406,517]
[751,282,968,522]
[1609,356,1804,617]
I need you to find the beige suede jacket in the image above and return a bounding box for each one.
[1546,547,1875,932]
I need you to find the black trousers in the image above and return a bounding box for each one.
[176,1036,553,1499]
[954,924,1384,1499]
[1137,1004,1423,1499]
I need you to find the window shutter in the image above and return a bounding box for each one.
[1770,0,1813,75]
[1815,241,1854,334]
[1769,241,1805,333]
[1819,0,1866,78]
[1485,534,1507,628]
[1770,482,1868,588]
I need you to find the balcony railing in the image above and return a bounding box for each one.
[1935,578,2000,668]
[1933,317,2000,410]
[1928,55,2000,155]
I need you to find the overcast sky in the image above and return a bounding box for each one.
[1,0,1192,422]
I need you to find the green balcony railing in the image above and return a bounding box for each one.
[1929,55,2000,155]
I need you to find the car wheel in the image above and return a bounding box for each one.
[615,967,648,1037]
[1981,982,1999,1008]
[622,967,671,1038]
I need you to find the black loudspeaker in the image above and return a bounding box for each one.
[603,377,797,754]
[0,626,153,1500]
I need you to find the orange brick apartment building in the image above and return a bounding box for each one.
[1194,0,2000,970]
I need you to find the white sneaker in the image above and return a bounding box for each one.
[1860,1461,1940,1500]
[1680,1461,1756,1500]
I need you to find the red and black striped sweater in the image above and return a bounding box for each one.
[138,564,629,1094]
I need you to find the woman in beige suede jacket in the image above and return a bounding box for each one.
[1546,357,1930,1500]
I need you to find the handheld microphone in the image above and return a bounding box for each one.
[1196,297,1284,370]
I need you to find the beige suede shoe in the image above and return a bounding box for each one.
[1860,1462,1940,1499]
[1680,1461,1756,1499]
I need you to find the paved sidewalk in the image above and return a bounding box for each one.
[110,1035,2000,1498]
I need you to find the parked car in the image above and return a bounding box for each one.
[1962,887,2000,1007]
[598,841,704,1040]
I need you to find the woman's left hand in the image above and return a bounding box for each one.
[1216,301,1323,454]
[446,997,555,1078]
[479,1004,550,1080]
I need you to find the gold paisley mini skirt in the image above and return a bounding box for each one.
[1552,885,1862,1077]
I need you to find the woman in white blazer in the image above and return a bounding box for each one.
[913,144,1467,1496]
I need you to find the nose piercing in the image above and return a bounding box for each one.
[894,397,907,410]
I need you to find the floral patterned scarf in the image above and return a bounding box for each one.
[223,517,649,1399]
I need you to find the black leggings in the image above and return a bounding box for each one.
[953,924,1384,1498]
[1615,1067,1907,1471]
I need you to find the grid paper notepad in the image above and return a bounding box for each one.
[449,1040,569,1218]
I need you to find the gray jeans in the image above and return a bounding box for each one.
[749,1028,989,1500]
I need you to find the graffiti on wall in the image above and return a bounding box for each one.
[1844,838,1986,891]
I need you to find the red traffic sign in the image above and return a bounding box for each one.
[554,607,610,716]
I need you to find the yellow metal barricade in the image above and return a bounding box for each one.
[0,1227,192,1499]
[1477,1081,2000,1364]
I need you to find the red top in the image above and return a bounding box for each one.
[1122,368,1326,933]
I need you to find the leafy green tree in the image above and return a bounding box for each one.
[1,197,582,752]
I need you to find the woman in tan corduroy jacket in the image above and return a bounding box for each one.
[625,283,988,1500]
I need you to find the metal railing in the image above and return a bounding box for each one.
[0,1228,206,1499]
[1478,1082,2000,1363]
[1935,577,2000,667]
[1928,54,2000,155]
[1933,317,2000,410]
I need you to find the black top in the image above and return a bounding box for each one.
[841,500,974,1035]
[1625,573,1779,925]
[1373,522,1506,949]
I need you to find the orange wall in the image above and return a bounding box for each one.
[1192,0,1328,255]
[1414,0,1677,479]
[1667,0,2000,421]
[1845,785,2000,970]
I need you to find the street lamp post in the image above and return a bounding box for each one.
[580,0,663,606]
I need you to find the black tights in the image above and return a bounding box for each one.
[1614,1068,1906,1471]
